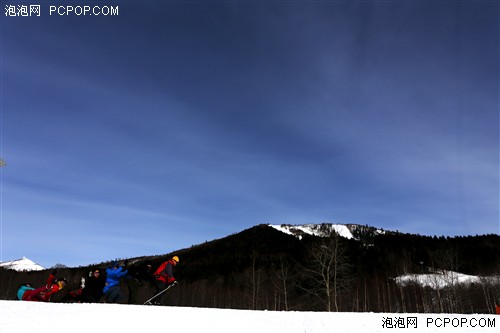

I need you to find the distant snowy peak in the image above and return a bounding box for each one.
[0,257,45,271]
[269,223,386,240]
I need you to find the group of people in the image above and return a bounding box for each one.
[16,256,180,305]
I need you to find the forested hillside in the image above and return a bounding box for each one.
[1,224,499,313]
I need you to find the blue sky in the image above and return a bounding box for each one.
[1,1,498,268]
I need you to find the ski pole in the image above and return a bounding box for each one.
[143,281,178,305]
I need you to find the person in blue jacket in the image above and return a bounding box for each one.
[102,261,128,303]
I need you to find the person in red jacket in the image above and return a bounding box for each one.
[151,256,179,303]
[23,270,67,302]
[154,256,178,286]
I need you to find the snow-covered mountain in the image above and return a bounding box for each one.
[269,223,386,240]
[270,224,500,291]
[0,257,45,271]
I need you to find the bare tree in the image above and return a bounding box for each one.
[244,252,261,310]
[273,256,292,311]
[304,232,352,311]
[432,247,463,312]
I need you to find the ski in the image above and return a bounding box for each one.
[143,281,178,305]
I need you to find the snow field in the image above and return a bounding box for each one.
[0,300,497,333]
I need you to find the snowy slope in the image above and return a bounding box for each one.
[269,223,386,240]
[395,271,500,289]
[269,223,355,239]
[0,301,497,333]
[0,257,45,271]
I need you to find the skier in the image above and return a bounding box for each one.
[22,270,68,302]
[149,256,179,304]
[102,261,128,303]
[126,260,154,304]
[154,256,179,287]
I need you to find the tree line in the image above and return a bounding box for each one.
[1,224,499,313]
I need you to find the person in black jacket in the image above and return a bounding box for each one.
[81,268,105,303]
[126,260,154,304]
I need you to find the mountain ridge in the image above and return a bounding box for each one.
[1,222,496,271]
[1,223,499,313]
